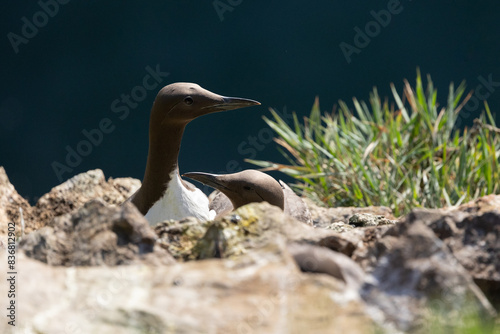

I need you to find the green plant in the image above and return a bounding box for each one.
[248,70,500,216]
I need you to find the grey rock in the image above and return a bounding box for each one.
[0,166,37,245]
[349,213,397,227]
[3,166,500,333]
[455,193,500,214]
[0,241,376,334]
[408,208,500,310]
[304,198,395,228]
[20,199,173,266]
[33,169,140,228]
[318,228,365,257]
[324,221,355,232]
[156,202,341,261]
[359,218,497,332]
[319,224,393,259]
[288,242,365,289]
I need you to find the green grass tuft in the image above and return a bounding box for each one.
[248,70,500,216]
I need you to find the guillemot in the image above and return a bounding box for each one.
[126,83,260,224]
[182,169,312,224]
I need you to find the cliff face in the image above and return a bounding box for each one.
[1,168,499,333]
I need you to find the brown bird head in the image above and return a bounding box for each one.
[150,82,260,127]
[183,169,285,210]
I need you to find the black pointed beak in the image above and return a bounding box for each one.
[182,172,228,190]
[201,97,260,113]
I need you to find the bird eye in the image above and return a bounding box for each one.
[184,97,193,105]
[243,186,251,190]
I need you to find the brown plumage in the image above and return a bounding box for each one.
[125,83,260,224]
[183,169,312,224]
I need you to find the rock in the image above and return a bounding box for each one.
[4,165,500,333]
[349,213,397,227]
[346,225,393,267]
[33,169,140,228]
[324,221,355,232]
[318,228,365,257]
[156,202,341,261]
[359,217,497,332]
[1,240,377,334]
[454,212,500,309]
[20,199,173,266]
[408,208,500,310]
[304,198,395,228]
[317,223,394,259]
[0,167,37,246]
[154,217,210,261]
[287,242,365,289]
[107,176,142,203]
[455,194,500,214]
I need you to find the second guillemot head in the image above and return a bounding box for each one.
[183,169,285,211]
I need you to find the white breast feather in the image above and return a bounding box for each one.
[145,172,216,225]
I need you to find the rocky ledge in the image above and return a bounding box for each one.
[0,167,499,333]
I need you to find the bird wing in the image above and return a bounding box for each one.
[208,190,234,217]
[279,180,312,225]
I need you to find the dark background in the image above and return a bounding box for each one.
[1,0,499,203]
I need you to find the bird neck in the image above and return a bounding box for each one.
[135,122,187,214]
